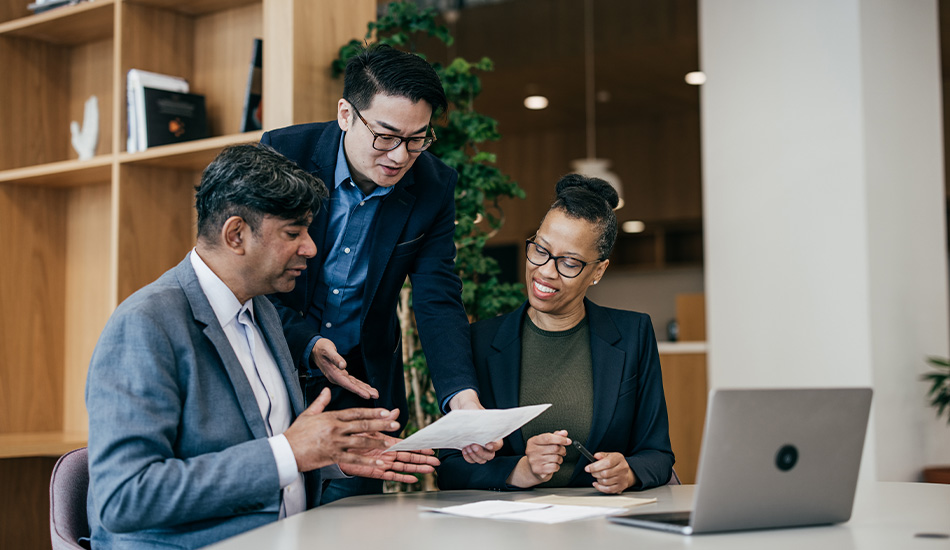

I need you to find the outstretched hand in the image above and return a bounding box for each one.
[340,433,441,483]
[310,338,379,400]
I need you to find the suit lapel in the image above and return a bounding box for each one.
[362,185,416,318]
[175,258,271,440]
[487,304,529,454]
[584,300,625,454]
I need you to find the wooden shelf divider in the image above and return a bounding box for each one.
[0,0,114,44]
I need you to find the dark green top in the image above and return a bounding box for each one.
[519,315,593,487]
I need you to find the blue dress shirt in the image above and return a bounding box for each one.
[304,133,394,358]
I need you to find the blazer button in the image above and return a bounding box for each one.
[299,311,305,317]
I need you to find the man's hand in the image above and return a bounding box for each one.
[339,433,441,483]
[506,430,570,488]
[449,389,502,464]
[311,338,379,400]
[586,451,636,494]
[284,388,399,472]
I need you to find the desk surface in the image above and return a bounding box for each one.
[208,482,950,549]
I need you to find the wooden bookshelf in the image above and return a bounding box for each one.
[0,0,375,546]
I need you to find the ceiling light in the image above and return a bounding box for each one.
[523,95,549,110]
[685,71,706,85]
[622,220,646,234]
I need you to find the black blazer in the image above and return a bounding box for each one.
[437,299,675,491]
[261,122,476,426]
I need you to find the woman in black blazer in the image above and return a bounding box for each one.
[437,175,674,492]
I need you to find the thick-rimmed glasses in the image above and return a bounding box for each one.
[348,101,437,153]
[525,239,602,279]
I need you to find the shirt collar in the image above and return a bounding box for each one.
[334,131,396,199]
[189,248,253,328]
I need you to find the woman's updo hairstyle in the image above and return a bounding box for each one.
[548,173,619,260]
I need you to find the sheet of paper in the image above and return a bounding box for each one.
[520,495,657,508]
[386,404,551,451]
[420,500,628,524]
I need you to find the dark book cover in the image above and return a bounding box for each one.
[241,38,263,132]
[143,88,209,148]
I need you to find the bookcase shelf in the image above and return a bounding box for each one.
[1,0,374,477]
[0,432,88,459]
[119,131,264,170]
[0,0,114,44]
[0,156,112,187]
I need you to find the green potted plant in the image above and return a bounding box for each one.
[922,356,950,483]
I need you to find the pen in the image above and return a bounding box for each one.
[572,439,597,463]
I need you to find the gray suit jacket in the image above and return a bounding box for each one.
[86,255,331,549]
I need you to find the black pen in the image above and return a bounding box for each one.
[572,439,597,463]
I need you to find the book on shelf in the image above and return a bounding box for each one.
[126,69,189,152]
[142,88,209,148]
[240,38,263,132]
[27,0,79,14]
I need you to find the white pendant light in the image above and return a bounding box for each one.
[570,0,624,210]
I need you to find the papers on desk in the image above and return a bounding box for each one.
[386,404,551,452]
[420,500,629,524]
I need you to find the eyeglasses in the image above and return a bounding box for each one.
[348,101,437,153]
[525,239,602,279]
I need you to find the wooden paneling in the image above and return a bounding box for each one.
[0,185,67,433]
[64,184,112,433]
[68,38,114,158]
[660,351,707,484]
[486,109,702,247]
[0,37,70,169]
[0,0,113,44]
[116,166,197,301]
[0,457,58,550]
[263,0,375,129]
[193,3,262,137]
[676,292,706,341]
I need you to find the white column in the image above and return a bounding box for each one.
[700,0,950,480]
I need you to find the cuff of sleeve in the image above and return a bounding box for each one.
[440,387,478,414]
[303,335,324,378]
[269,434,300,488]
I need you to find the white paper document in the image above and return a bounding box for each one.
[421,500,628,524]
[386,404,551,452]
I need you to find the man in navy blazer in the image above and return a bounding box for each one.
[263,44,495,502]
[85,144,438,549]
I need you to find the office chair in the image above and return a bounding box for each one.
[49,447,91,550]
[668,468,682,485]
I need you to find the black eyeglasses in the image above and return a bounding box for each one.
[348,101,437,153]
[525,239,602,279]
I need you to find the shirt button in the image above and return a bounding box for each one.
[332,289,340,295]
[350,181,355,187]
[344,247,351,254]
[359,201,365,206]
[325,322,332,328]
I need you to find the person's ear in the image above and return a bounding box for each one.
[591,259,609,286]
[337,99,353,132]
[221,216,247,255]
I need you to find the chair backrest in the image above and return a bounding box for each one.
[49,447,90,550]
[667,467,682,485]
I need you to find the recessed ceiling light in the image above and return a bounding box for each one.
[524,95,549,110]
[685,71,706,85]
[622,220,645,234]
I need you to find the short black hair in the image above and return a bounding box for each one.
[548,173,619,260]
[343,43,447,116]
[195,143,328,242]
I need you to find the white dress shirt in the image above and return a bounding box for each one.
[190,250,306,518]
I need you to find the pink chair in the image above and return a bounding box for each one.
[49,447,90,550]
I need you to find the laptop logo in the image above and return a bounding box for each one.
[776,444,798,471]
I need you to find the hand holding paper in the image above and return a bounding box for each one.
[386,404,551,452]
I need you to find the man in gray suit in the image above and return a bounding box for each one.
[85,143,438,549]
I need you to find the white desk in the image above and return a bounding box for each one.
[208,483,950,549]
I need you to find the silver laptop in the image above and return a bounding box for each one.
[609,387,872,535]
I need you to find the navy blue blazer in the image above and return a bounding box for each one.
[436,299,675,491]
[262,122,476,426]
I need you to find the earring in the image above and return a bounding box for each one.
[593,280,599,285]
